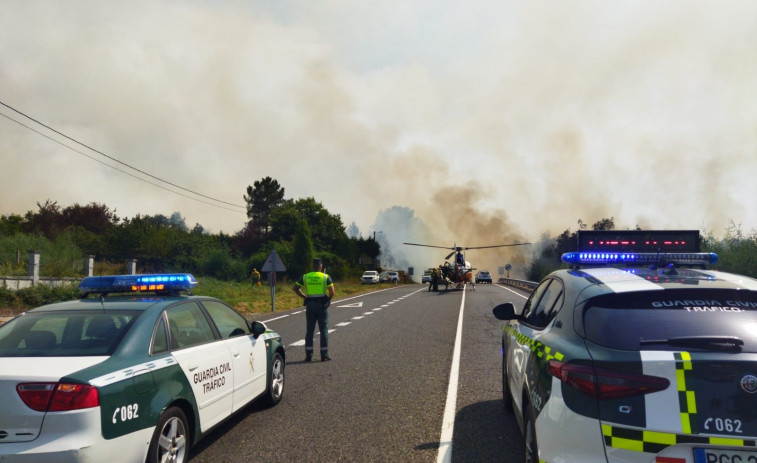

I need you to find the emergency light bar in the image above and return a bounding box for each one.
[79,273,198,295]
[577,230,701,253]
[561,252,718,266]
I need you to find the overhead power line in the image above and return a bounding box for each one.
[0,100,247,212]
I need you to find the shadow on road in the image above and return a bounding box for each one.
[451,399,524,462]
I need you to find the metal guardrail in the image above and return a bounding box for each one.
[497,278,538,292]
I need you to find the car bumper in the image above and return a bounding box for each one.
[0,409,153,463]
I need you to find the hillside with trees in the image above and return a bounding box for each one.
[0,177,381,282]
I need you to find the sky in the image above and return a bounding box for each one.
[2,1,757,275]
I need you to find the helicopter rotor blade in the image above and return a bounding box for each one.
[444,251,456,260]
[403,242,456,250]
[462,243,532,250]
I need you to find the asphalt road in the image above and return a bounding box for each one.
[188,282,532,463]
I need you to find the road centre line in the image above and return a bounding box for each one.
[436,285,466,463]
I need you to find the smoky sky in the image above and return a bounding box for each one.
[2,0,756,272]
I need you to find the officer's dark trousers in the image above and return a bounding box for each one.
[305,303,329,358]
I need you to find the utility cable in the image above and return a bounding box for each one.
[0,111,244,213]
[0,100,246,211]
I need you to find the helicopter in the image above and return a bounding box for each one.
[404,242,531,290]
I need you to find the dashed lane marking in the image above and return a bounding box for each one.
[284,287,428,347]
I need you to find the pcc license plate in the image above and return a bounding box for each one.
[694,447,757,463]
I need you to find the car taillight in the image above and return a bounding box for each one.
[547,361,669,399]
[17,382,99,412]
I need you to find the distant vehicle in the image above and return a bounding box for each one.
[421,272,432,284]
[493,230,757,462]
[0,273,285,463]
[475,270,492,284]
[361,270,379,284]
[386,271,399,283]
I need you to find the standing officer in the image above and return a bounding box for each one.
[293,258,335,362]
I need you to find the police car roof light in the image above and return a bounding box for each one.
[78,273,198,295]
[561,252,718,266]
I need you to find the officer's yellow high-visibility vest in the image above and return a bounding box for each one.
[303,271,329,297]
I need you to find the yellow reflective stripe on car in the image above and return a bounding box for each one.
[602,424,757,454]
[674,352,698,434]
[504,325,565,363]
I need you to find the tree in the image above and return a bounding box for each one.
[290,220,314,280]
[22,200,63,239]
[346,222,360,239]
[0,214,24,236]
[244,177,285,239]
[270,198,347,254]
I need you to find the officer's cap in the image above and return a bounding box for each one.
[312,258,323,267]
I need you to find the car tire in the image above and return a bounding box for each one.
[501,344,513,412]
[263,351,285,406]
[147,406,189,463]
[524,404,539,463]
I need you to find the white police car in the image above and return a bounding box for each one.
[0,274,285,463]
[493,230,757,463]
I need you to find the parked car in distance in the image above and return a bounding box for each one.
[475,270,493,284]
[422,272,432,284]
[361,270,380,284]
[386,271,399,283]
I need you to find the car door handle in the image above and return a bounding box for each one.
[187,363,198,371]
[232,351,240,358]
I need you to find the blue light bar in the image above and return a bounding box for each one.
[79,273,198,294]
[561,252,718,266]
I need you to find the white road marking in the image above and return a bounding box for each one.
[281,287,428,348]
[436,285,466,463]
[289,329,336,347]
[338,302,364,308]
[495,284,530,299]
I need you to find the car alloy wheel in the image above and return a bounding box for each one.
[265,352,285,406]
[149,406,188,463]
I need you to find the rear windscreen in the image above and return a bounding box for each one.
[0,311,140,357]
[583,289,757,353]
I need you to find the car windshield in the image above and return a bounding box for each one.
[583,289,757,353]
[0,310,140,357]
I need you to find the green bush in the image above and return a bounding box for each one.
[2,284,80,310]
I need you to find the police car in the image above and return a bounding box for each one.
[493,230,757,463]
[0,273,285,463]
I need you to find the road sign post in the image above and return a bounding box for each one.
[260,249,287,312]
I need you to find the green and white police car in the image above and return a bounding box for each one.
[494,230,757,463]
[0,274,285,463]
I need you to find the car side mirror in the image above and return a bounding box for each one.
[492,302,517,320]
[250,321,267,339]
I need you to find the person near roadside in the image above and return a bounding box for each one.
[293,258,335,362]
